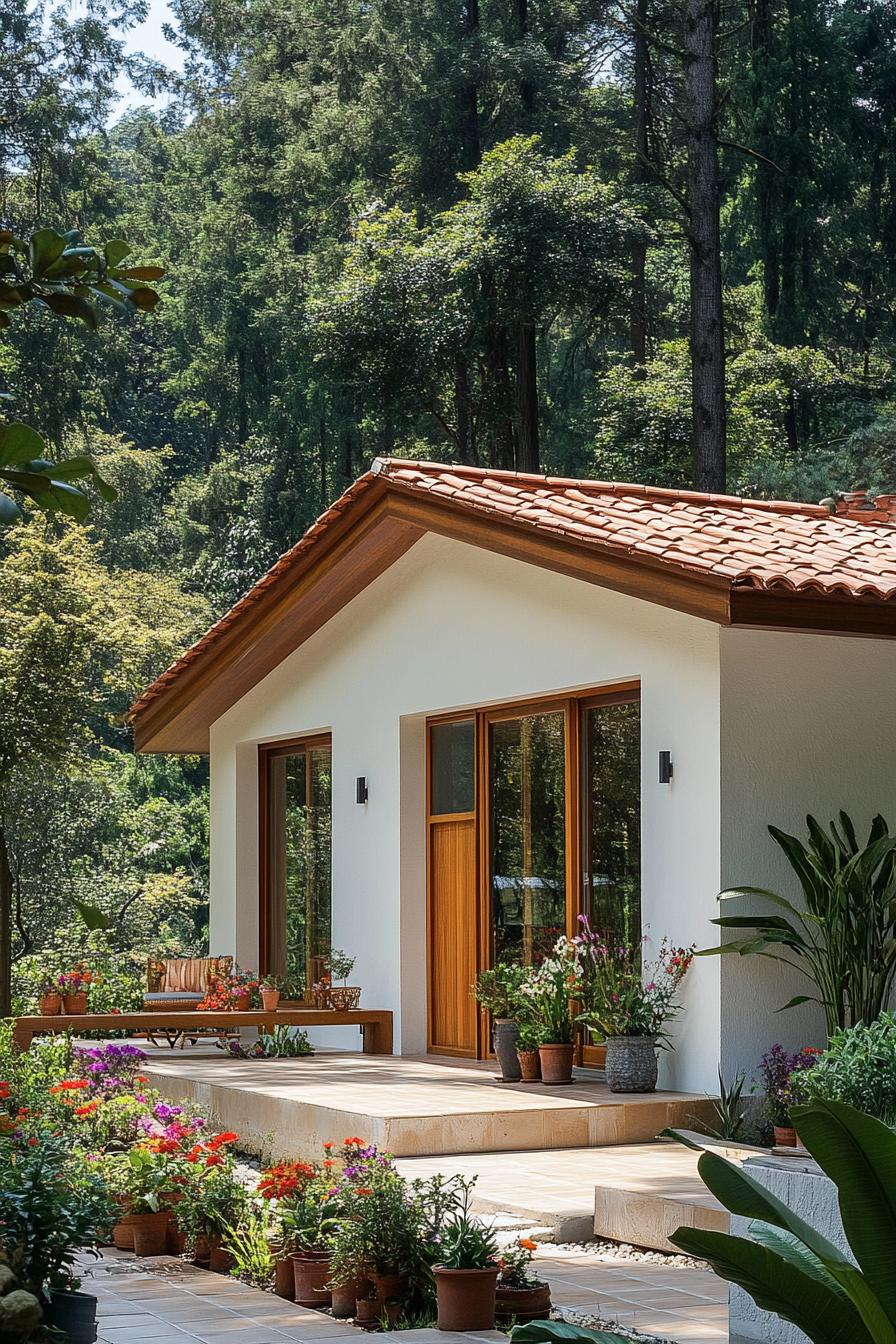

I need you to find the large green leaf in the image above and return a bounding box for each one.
[0,422,46,467]
[103,238,131,267]
[792,1098,896,1325]
[28,227,67,276]
[41,291,99,328]
[670,1227,874,1344]
[511,1322,630,1344]
[47,456,118,502]
[750,1222,896,1343]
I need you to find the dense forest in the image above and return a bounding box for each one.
[2,0,895,1005]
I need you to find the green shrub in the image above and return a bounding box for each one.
[804,1013,896,1124]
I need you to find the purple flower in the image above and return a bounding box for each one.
[153,1102,182,1121]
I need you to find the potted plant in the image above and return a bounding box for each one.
[228,966,259,1011]
[757,1043,818,1147]
[260,973,283,1012]
[575,921,694,1093]
[123,1148,176,1255]
[515,1021,545,1081]
[472,964,525,1081]
[0,1133,113,1343]
[312,971,332,1008]
[37,973,62,1016]
[495,1237,551,1323]
[58,964,95,1014]
[326,949,361,1010]
[432,1181,499,1331]
[279,1172,342,1305]
[519,939,583,1085]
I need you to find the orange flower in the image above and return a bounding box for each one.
[518,1238,538,1251]
[343,1136,365,1146]
[355,1187,373,1197]
[49,1080,89,1094]
[75,1101,100,1117]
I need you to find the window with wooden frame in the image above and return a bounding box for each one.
[426,684,640,1059]
[259,735,332,1001]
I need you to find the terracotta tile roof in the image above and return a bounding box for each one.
[129,459,896,723]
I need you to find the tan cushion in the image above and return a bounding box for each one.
[149,954,235,993]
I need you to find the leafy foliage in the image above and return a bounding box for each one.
[701,812,896,1035]
[804,1014,896,1126]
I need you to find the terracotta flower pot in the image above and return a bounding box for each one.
[39,993,62,1016]
[130,1210,170,1256]
[538,1042,574,1085]
[495,1282,552,1324]
[370,1271,408,1305]
[331,1278,369,1318]
[517,1048,542,1082]
[261,988,280,1012]
[233,992,252,1011]
[774,1125,798,1148]
[167,1221,187,1256]
[290,1250,332,1307]
[112,1212,137,1251]
[192,1233,211,1267]
[267,1242,296,1299]
[433,1265,499,1332]
[208,1234,234,1274]
[63,992,88,1015]
[354,1296,381,1326]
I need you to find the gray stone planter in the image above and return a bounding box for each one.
[604,1034,658,1092]
[730,1154,849,1344]
[493,1018,522,1081]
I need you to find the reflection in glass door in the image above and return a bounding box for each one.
[489,711,567,967]
[582,698,641,947]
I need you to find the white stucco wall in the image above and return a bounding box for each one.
[209,532,726,1090]
[719,627,896,1081]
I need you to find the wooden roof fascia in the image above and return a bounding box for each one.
[133,491,424,753]
[728,586,896,638]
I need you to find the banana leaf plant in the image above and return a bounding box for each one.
[515,1100,896,1344]
[698,812,896,1036]
[666,1098,896,1344]
[0,226,165,527]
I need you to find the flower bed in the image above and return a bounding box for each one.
[0,1022,545,1334]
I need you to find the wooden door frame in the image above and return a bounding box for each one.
[425,681,640,1060]
[258,733,332,1001]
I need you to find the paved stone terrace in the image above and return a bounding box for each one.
[81,1247,726,1344]
[143,1051,717,1159]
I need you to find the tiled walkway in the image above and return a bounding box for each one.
[80,1247,727,1344]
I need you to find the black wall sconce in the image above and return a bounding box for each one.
[356,776,369,805]
[658,751,673,784]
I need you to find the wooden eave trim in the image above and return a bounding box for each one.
[383,488,734,624]
[133,487,423,752]
[729,586,896,637]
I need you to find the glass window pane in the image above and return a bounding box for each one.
[267,744,332,996]
[584,702,640,946]
[490,711,566,965]
[430,720,475,815]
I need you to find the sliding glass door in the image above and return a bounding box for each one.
[582,695,641,947]
[260,736,332,1000]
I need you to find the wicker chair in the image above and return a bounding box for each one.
[144,956,234,1047]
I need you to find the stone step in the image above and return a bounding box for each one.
[396,1140,753,1252]
[144,1049,717,1160]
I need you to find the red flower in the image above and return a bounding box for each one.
[205,1154,224,1168]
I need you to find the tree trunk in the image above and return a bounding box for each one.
[514,320,540,471]
[685,0,726,492]
[514,0,535,125]
[630,0,650,369]
[455,360,477,464]
[750,0,780,321]
[0,823,12,1018]
[482,273,515,469]
[459,0,482,174]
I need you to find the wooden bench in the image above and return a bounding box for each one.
[11,1008,393,1056]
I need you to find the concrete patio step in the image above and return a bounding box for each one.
[396,1141,743,1251]
[144,1049,717,1160]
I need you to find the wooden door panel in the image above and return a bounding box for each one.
[428,817,477,1056]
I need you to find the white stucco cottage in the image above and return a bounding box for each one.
[129,461,896,1091]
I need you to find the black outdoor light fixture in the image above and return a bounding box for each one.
[658,751,673,784]
[356,776,369,805]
